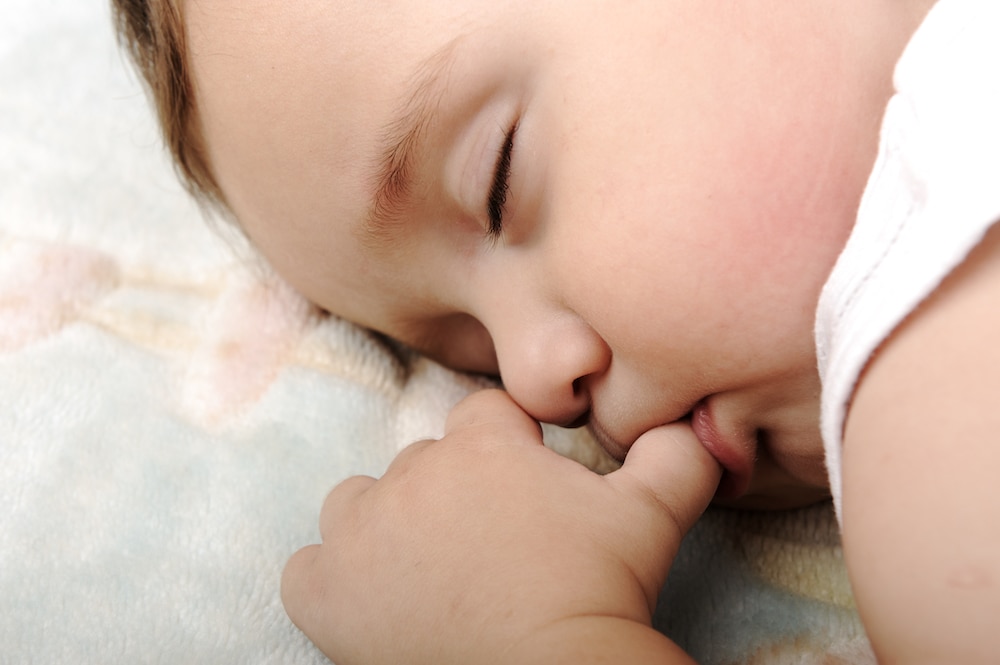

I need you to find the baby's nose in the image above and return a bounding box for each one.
[494,314,609,427]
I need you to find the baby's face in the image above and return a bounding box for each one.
[188,0,868,508]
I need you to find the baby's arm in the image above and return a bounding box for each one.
[841,223,1000,663]
[281,389,721,665]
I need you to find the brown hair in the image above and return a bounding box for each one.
[111,0,225,210]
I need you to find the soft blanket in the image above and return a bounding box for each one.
[0,2,873,663]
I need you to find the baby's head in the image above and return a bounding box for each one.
[115,0,903,509]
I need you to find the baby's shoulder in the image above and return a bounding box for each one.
[837,220,1000,662]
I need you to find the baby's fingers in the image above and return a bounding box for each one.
[444,389,543,443]
[281,474,376,646]
[613,423,722,537]
[281,544,327,645]
[318,474,376,539]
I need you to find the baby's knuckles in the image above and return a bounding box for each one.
[443,388,545,440]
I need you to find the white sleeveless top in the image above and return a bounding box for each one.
[815,0,1000,522]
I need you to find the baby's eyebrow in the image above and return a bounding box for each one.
[363,41,458,247]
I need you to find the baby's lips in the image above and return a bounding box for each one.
[689,401,754,499]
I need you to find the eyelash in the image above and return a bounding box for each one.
[485,121,518,240]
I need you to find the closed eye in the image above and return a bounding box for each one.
[485,121,518,241]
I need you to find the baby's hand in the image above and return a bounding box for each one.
[281,389,721,665]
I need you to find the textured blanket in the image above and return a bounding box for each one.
[0,2,873,663]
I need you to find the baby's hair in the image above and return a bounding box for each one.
[111,0,225,211]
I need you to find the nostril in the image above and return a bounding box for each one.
[565,377,593,428]
[563,408,591,430]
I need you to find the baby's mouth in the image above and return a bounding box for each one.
[586,402,755,500]
[689,399,755,499]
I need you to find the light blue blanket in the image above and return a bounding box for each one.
[0,2,871,663]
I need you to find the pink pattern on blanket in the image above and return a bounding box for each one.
[181,272,315,424]
[0,240,119,353]
[0,238,317,424]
